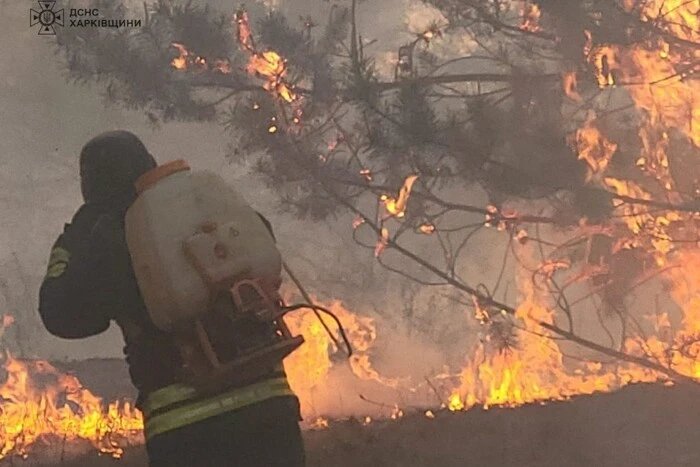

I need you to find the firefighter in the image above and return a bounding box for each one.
[38,130,306,467]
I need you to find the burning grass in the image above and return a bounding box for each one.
[10,380,700,467]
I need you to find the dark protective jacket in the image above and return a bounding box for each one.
[37,131,302,451]
[38,203,300,439]
[39,203,184,398]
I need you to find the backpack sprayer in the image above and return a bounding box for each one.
[125,160,351,394]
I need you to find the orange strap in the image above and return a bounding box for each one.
[135,159,190,194]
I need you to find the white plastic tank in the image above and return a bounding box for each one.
[125,160,282,332]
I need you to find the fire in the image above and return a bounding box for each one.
[170,9,302,128]
[594,2,699,148]
[0,348,143,460]
[246,52,286,81]
[170,43,232,74]
[234,9,255,53]
[621,252,700,381]
[520,2,541,32]
[383,174,419,218]
[588,41,618,88]
[282,298,400,411]
[235,9,301,106]
[0,298,389,458]
[573,113,618,181]
[5,0,699,460]
[245,51,299,104]
[171,43,188,70]
[446,244,688,413]
[451,0,700,397]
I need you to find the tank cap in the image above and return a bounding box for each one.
[135,159,190,194]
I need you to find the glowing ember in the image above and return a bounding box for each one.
[374,227,390,257]
[419,24,443,43]
[562,71,582,102]
[520,3,542,32]
[353,216,366,229]
[418,223,435,234]
[170,43,231,74]
[390,406,404,420]
[309,417,329,430]
[383,174,419,218]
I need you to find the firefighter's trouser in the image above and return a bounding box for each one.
[141,376,294,439]
[144,394,305,467]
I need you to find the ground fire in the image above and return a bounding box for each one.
[1,0,699,464]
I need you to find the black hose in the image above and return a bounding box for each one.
[282,303,353,357]
[281,260,353,357]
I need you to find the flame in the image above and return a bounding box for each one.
[0,298,390,457]
[235,10,301,106]
[0,317,143,460]
[384,174,419,218]
[170,43,231,74]
[234,9,255,53]
[390,405,404,419]
[591,2,699,147]
[622,251,700,381]
[452,0,699,417]
[171,43,188,70]
[573,113,618,181]
[520,3,541,32]
[282,298,399,407]
[617,1,699,202]
[588,42,618,88]
[246,51,286,81]
[171,10,301,109]
[0,351,143,460]
[448,252,637,413]
[6,1,699,459]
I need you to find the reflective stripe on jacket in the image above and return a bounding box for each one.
[142,375,295,440]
